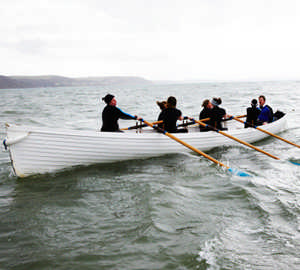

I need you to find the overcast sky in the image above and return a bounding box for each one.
[1,0,300,81]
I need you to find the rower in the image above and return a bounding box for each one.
[210,97,227,130]
[199,99,213,132]
[244,99,261,128]
[101,94,141,132]
[156,100,167,129]
[157,96,189,133]
[257,95,273,125]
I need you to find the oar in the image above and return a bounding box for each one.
[229,115,300,149]
[121,120,163,130]
[123,113,250,177]
[122,117,211,131]
[123,115,246,130]
[193,119,280,160]
[222,114,246,122]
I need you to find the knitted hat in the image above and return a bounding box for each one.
[102,94,114,104]
[251,99,257,106]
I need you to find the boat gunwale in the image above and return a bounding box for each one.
[5,115,287,140]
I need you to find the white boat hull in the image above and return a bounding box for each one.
[4,116,288,177]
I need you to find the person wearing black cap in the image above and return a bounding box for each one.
[101,94,140,132]
[244,99,261,128]
[210,97,227,130]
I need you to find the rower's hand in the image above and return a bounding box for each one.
[135,115,142,121]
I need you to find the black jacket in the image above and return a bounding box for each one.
[245,106,261,128]
[158,108,182,133]
[101,105,134,132]
[210,106,226,130]
[199,108,212,131]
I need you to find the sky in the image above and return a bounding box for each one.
[1,0,300,81]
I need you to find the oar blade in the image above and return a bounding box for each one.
[228,167,252,177]
[288,160,300,166]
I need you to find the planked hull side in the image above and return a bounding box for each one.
[5,116,287,177]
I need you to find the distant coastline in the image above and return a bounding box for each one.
[0,75,152,89]
[1,75,298,89]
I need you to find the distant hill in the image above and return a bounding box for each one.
[0,75,25,89]
[0,75,152,89]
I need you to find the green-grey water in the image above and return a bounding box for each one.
[0,82,300,269]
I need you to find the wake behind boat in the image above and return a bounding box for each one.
[3,115,288,178]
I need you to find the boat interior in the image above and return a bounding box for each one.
[124,119,244,134]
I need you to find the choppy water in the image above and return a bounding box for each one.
[0,81,300,269]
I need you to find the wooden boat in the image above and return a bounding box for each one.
[3,116,288,177]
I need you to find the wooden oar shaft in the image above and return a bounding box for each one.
[123,115,246,131]
[122,117,211,131]
[121,120,163,130]
[167,132,229,168]
[195,119,280,160]
[142,119,230,169]
[231,116,300,149]
[222,114,246,122]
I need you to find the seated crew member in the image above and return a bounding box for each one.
[158,96,188,133]
[101,94,140,132]
[156,100,167,128]
[257,95,273,125]
[245,99,261,128]
[210,97,227,130]
[156,100,167,111]
[199,99,213,132]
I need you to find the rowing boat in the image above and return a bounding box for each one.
[3,116,288,177]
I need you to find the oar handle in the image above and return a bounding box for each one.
[121,120,163,130]
[229,115,300,149]
[193,118,280,160]
[122,118,201,131]
[222,114,246,122]
[122,114,246,131]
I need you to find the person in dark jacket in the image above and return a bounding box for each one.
[158,96,188,133]
[245,99,261,128]
[199,99,213,131]
[156,100,167,129]
[156,100,167,111]
[210,97,227,130]
[101,94,140,132]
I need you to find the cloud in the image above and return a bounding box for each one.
[0,0,300,80]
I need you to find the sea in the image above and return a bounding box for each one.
[0,81,300,269]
